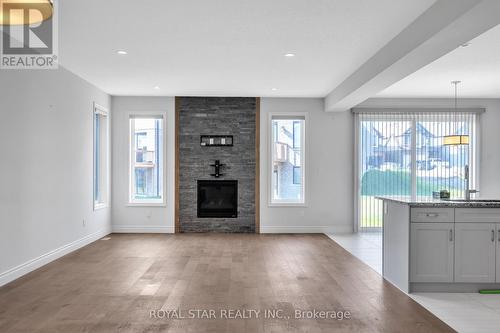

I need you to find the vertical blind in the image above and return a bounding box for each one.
[356,110,479,230]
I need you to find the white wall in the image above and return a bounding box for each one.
[358,98,500,198]
[260,98,354,233]
[111,97,175,233]
[0,68,111,286]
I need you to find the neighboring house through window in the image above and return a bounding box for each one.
[356,111,479,230]
[293,121,301,149]
[270,113,306,205]
[293,166,301,185]
[129,115,165,205]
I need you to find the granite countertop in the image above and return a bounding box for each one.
[375,196,500,208]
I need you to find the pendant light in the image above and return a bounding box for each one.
[443,80,469,146]
[0,0,53,26]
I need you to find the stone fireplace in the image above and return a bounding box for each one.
[176,97,258,233]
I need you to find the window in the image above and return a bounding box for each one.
[93,103,109,209]
[129,115,165,204]
[270,114,306,205]
[356,111,479,230]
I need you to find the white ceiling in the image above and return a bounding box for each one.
[378,23,500,98]
[58,0,435,97]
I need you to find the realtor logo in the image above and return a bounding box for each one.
[1,0,58,69]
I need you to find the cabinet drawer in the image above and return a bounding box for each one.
[455,208,500,223]
[411,208,454,223]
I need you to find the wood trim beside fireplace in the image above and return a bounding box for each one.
[174,96,181,233]
[255,97,260,233]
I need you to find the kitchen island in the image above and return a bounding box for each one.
[377,196,500,293]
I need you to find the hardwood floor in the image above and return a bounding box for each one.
[0,234,454,332]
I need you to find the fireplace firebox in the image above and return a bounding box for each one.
[197,180,238,218]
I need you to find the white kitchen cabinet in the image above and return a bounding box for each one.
[410,223,454,283]
[382,201,500,292]
[455,223,496,283]
[496,224,500,283]
[411,207,454,223]
[455,208,500,223]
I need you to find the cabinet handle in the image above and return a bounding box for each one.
[426,213,439,218]
[492,230,495,242]
[498,230,500,242]
[449,229,453,242]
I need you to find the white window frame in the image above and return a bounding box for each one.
[128,112,167,206]
[93,102,109,210]
[268,112,308,207]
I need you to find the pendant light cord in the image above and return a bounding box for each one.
[455,82,457,111]
[451,80,461,134]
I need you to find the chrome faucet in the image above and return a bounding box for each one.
[464,164,478,200]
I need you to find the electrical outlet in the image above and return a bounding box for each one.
[82,219,86,227]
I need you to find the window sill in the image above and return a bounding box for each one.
[127,202,166,207]
[93,203,108,211]
[268,202,307,208]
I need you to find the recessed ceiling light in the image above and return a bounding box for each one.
[154,86,160,90]
[117,50,127,55]
[271,88,278,91]
[284,53,295,57]
[461,43,470,47]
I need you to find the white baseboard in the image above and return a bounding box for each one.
[260,225,353,234]
[112,225,174,233]
[0,228,110,287]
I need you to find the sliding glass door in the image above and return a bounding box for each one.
[356,111,478,231]
[358,115,412,230]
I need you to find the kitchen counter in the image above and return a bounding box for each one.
[376,196,500,208]
[377,196,500,293]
